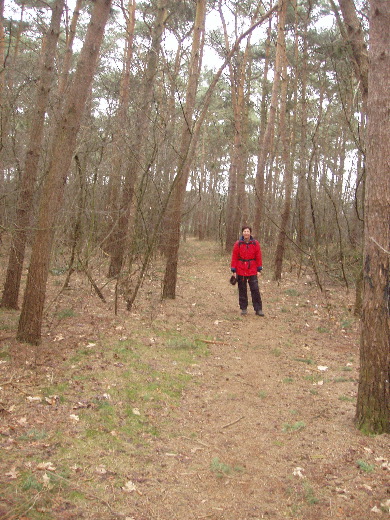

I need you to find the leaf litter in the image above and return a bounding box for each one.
[0,239,389,520]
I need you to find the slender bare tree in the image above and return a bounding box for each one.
[107,0,168,277]
[17,0,113,345]
[333,0,369,315]
[221,3,253,250]
[1,0,65,309]
[253,0,287,234]
[162,0,207,299]
[273,42,292,282]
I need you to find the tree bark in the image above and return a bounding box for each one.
[221,3,252,251]
[253,17,271,240]
[273,44,292,282]
[355,0,390,434]
[253,0,286,234]
[296,3,310,253]
[108,0,167,278]
[162,0,207,299]
[0,3,25,208]
[17,0,112,345]
[1,0,65,309]
[103,0,136,264]
[334,0,369,316]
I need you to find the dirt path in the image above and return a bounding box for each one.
[1,238,389,519]
[130,239,389,520]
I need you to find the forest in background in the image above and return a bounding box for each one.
[1,0,365,295]
[0,0,388,434]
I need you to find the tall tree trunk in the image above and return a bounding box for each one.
[296,3,310,255]
[221,3,251,251]
[17,0,112,345]
[0,3,25,207]
[231,41,251,240]
[355,0,389,434]
[254,17,272,240]
[253,0,286,234]
[108,0,167,277]
[273,46,292,282]
[103,0,136,260]
[335,0,369,315]
[162,0,207,299]
[219,0,236,249]
[1,0,65,309]
[224,160,238,250]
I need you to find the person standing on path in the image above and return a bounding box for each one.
[231,226,264,316]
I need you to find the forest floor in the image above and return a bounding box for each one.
[0,238,389,520]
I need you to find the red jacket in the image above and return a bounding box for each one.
[231,236,262,276]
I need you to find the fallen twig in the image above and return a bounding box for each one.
[198,339,231,346]
[2,491,43,520]
[221,415,245,429]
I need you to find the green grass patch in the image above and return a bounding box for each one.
[340,319,353,330]
[339,395,354,402]
[356,459,376,473]
[1,325,211,518]
[0,343,10,360]
[17,429,48,442]
[303,482,320,504]
[124,365,190,402]
[42,382,69,401]
[293,357,314,365]
[284,288,300,297]
[283,377,294,383]
[333,377,355,383]
[165,335,210,361]
[56,308,76,319]
[69,347,96,363]
[210,457,244,478]
[21,472,43,492]
[0,309,19,332]
[282,421,306,432]
[317,326,330,333]
[304,374,323,383]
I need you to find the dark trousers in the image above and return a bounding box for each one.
[237,275,262,311]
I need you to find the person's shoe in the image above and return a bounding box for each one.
[255,310,264,316]
[241,309,248,316]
